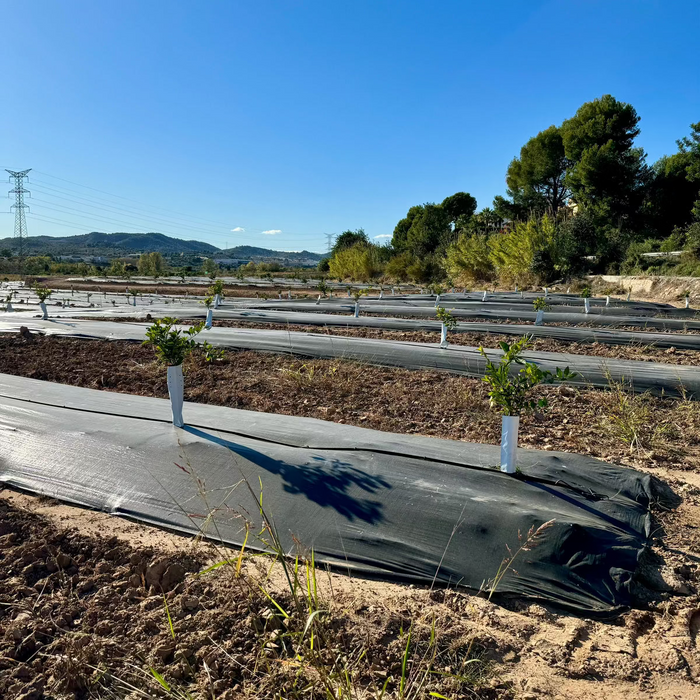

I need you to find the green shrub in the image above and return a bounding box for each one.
[328,244,384,281]
[488,215,556,286]
[444,233,494,284]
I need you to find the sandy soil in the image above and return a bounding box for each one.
[2,471,699,700]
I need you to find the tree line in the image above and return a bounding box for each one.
[322,95,700,285]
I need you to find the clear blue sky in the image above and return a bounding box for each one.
[2,0,699,253]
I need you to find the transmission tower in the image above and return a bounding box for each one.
[324,232,335,254]
[7,169,31,258]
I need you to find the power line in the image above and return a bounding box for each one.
[6,169,31,258]
[30,170,331,240]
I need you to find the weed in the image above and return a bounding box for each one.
[602,374,650,451]
[200,340,225,363]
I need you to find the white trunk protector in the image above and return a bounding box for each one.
[500,415,519,473]
[167,364,185,428]
[40,302,48,320]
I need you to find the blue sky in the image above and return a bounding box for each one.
[2,0,699,253]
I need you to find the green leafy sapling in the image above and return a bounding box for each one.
[579,286,592,314]
[34,285,52,319]
[532,296,549,325]
[351,288,368,317]
[202,294,215,327]
[208,280,225,308]
[143,318,205,427]
[143,317,205,366]
[480,336,576,417]
[480,336,577,473]
[435,306,456,347]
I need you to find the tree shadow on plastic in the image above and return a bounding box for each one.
[182,426,390,524]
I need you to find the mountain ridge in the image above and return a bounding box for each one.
[0,232,324,264]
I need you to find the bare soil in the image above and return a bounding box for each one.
[69,316,700,365]
[1,334,699,473]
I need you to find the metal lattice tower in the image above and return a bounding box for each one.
[7,169,31,258]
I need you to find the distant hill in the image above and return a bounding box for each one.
[0,232,325,266]
[0,232,219,256]
[215,245,324,265]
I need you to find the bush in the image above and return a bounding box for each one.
[444,233,494,284]
[385,251,415,282]
[406,253,443,283]
[328,244,384,281]
[660,228,686,252]
[685,222,700,258]
[488,216,556,286]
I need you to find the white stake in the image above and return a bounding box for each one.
[500,415,519,474]
[167,365,185,428]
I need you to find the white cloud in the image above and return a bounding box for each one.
[374,234,392,239]
[262,229,282,235]
[231,227,245,232]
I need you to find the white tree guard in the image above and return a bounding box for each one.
[535,309,544,326]
[354,302,360,318]
[40,302,48,320]
[500,415,519,473]
[440,323,448,348]
[167,364,185,428]
[205,308,213,329]
[584,298,591,314]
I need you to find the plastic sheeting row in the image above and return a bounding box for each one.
[0,374,676,616]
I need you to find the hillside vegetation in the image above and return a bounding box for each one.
[323,95,700,286]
